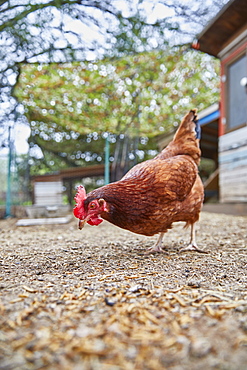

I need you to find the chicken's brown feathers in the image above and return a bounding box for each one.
[85,155,201,236]
[74,109,204,241]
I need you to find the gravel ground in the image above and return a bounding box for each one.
[0,211,247,370]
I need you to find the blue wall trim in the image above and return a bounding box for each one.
[199,110,220,126]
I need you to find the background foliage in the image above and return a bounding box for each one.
[1,0,226,143]
[14,47,220,175]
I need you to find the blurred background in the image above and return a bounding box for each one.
[2,0,246,219]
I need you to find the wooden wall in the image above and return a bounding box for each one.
[219,126,247,202]
[34,181,63,205]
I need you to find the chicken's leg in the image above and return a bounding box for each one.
[146,232,165,253]
[179,223,207,253]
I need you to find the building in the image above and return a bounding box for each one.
[26,164,107,217]
[194,0,247,206]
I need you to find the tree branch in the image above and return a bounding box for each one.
[0,0,79,32]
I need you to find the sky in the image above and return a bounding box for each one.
[14,124,31,155]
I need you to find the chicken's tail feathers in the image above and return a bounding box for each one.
[174,108,200,139]
[157,109,201,165]
[190,109,201,140]
[173,109,201,165]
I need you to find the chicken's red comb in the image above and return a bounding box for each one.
[73,185,87,219]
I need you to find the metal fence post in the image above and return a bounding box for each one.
[104,134,110,185]
[5,125,12,218]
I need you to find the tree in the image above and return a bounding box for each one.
[0,0,228,132]
[0,0,169,135]
[14,47,220,179]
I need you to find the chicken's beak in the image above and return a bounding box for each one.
[78,219,86,230]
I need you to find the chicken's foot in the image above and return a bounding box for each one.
[145,232,165,254]
[179,224,208,254]
[179,242,208,253]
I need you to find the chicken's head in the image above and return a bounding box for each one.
[73,185,107,229]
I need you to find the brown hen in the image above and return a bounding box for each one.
[74,109,205,253]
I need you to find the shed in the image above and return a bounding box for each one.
[31,164,106,206]
[193,0,247,204]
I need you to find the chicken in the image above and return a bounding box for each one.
[73,109,205,253]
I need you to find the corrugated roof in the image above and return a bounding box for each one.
[32,164,106,182]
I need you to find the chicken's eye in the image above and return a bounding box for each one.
[89,202,97,209]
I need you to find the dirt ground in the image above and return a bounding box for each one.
[0,211,247,370]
